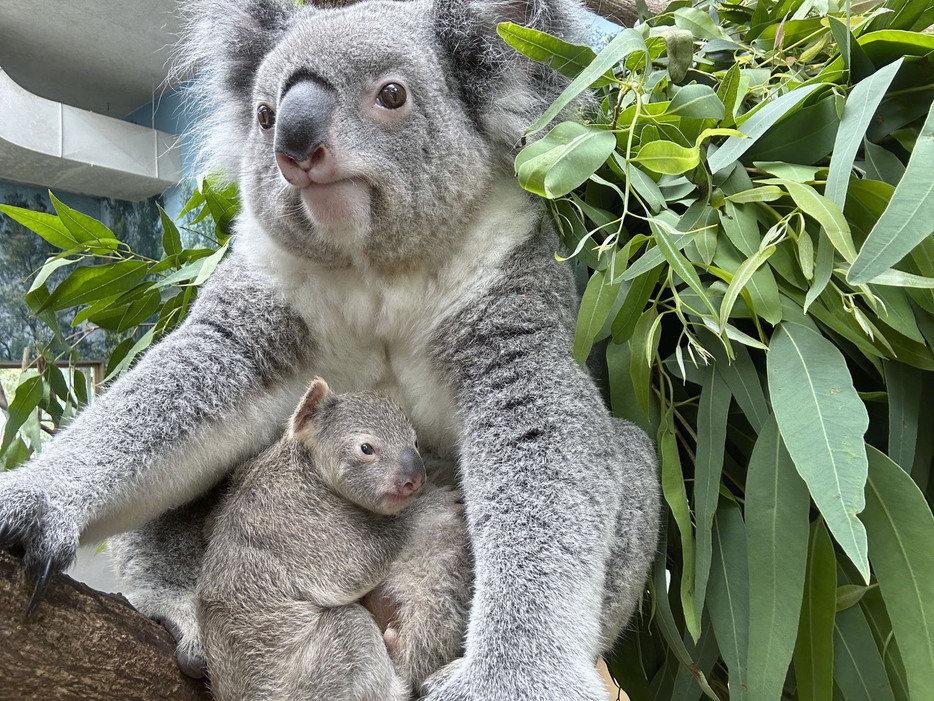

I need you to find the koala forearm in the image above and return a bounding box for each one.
[454,361,618,666]
[432,236,624,669]
[28,257,313,539]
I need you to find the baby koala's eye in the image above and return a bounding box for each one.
[377,83,407,109]
[360,443,375,456]
[257,103,276,130]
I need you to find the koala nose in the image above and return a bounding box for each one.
[397,447,426,497]
[274,78,334,164]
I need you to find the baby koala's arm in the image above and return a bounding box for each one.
[366,485,473,691]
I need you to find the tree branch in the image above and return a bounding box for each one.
[582,0,669,27]
[0,551,210,700]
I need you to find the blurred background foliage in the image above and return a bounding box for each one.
[0,178,233,469]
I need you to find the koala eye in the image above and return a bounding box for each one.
[377,83,407,110]
[257,103,276,130]
[360,443,375,456]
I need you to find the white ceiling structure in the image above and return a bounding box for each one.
[0,0,181,117]
[0,0,183,199]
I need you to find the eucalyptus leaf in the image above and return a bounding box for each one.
[630,308,659,418]
[725,186,785,204]
[650,218,719,321]
[746,416,811,701]
[826,59,903,208]
[744,96,841,166]
[707,84,823,174]
[160,205,183,261]
[0,205,83,250]
[752,162,820,183]
[718,244,775,332]
[778,179,858,263]
[717,63,743,128]
[833,602,896,701]
[517,122,617,198]
[526,28,649,136]
[848,98,934,284]
[659,411,700,641]
[693,364,731,630]
[611,264,661,343]
[884,360,922,470]
[861,588,912,701]
[862,446,934,699]
[666,84,725,120]
[635,140,700,175]
[674,7,730,41]
[708,502,749,701]
[0,375,44,456]
[864,139,906,187]
[49,193,119,252]
[768,323,871,582]
[650,526,721,701]
[794,519,837,701]
[573,256,624,364]
[496,23,610,86]
[37,260,150,314]
[835,584,875,612]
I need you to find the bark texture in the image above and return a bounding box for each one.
[583,0,669,27]
[0,551,209,700]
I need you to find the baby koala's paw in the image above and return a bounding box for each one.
[130,587,207,679]
[421,484,465,518]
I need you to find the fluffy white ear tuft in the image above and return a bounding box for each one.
[289,377,331,439]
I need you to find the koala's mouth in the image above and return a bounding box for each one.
[276,150,372,228]
[297,179,372,228]
[380,491,420,515]
[276,148,343,189]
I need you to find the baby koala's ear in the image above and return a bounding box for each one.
[289,377,332,440]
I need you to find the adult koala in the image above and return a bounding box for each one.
[0,0,660,698]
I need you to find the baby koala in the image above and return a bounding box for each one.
[197,379,472,701]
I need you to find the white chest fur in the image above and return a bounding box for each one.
[237,177,538,457]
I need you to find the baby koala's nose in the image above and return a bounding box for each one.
[397,446,426,497]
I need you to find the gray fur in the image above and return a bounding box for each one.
[198,382,471,700]
[0,0,660,698]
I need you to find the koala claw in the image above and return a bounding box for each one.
[0,479,80,615]
[25,556,54,617]
[157,617,209,679]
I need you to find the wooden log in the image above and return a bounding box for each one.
[583,0,669,27]
[0,551,209,700]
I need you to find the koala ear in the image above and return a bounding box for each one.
[178,0,297,96]
[289,377,332,439]
[175,0,299,173]
[433,0,585,138]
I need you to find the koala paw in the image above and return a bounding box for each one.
[0,474,80,614]
[424,485,465,517]
[130,588,207,679]
[420,659,606,701]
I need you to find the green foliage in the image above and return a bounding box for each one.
[0,178,236,470]
[503,0,934,697]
